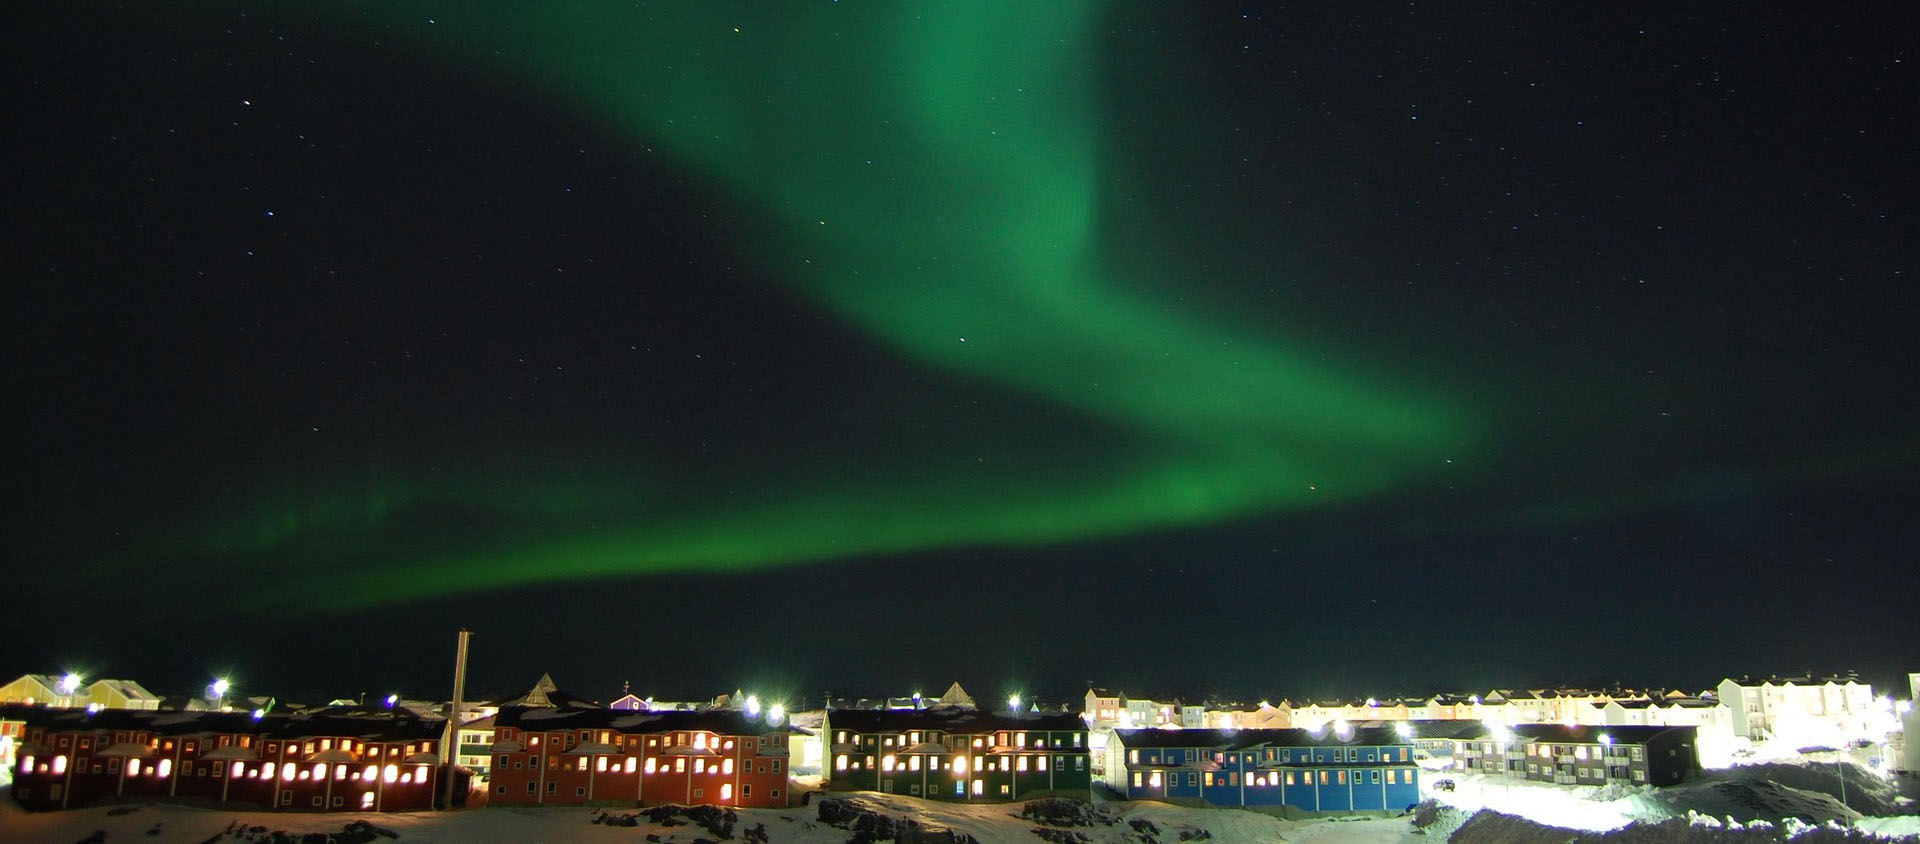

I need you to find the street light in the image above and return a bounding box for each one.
[57,673,82,708]
[1008,695,1022,714]
[212,678,231,711]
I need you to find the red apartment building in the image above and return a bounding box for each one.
[7,703,448,812]
[486,705,796,808]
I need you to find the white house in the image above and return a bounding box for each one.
[1717,674,1876,743]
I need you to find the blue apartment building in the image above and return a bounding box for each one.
[1110,726,1419,814]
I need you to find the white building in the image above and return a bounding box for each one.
[1717,674,1876,743]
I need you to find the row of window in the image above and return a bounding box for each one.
[1128,746,1409,766]
[498,780,781,802]
[835,731,1084,749]
[835,754,1087,774]
[16,755,431,786]
[1131,768,1412,789]
[497,754,783,776]
[510,730,784,752]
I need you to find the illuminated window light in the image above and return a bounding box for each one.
[384,764,399,784]
[720,783,733,801]
[722,758,734,774]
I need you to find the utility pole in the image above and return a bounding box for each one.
[442,628,471,810]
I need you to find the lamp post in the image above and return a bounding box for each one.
[1489,725,1513,806]
[211,678,231,712]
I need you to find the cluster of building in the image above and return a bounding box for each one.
[4,670,1911,816]
[3,703,447,813]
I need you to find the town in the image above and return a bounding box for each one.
[5,665,1914,821]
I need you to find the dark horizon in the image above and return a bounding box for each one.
[4,2,1914,706]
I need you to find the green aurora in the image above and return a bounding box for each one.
[111,1,1475,607]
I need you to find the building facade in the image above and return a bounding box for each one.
[7,704,446,812]
[1110,726,1419,815]
[825,708,1090,802]
[1446,723,1699,787]
[485,706,796,808]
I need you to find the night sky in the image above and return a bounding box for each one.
[4,2,1914,707]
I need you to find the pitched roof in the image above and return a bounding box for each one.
[936,682,976,709]
[1114,725,1410,750]
[489,673,599,709]
[493,705,796,737]
[2,703,445,743]
[827,708,1085,734]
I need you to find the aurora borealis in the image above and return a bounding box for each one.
[4,2,1914,700]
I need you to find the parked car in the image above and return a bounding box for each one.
[1432,778,1456,792]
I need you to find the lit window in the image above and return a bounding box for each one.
[882,755,896,772]
[280,763,294,781]
[834,755,848,772]
[384,764,399,783]
[1016,756,1028,772]
[363,766,377,782]
[695,758,705,773]
[674,758,685,773]
[1038,756,1048,772]
[624,758,635,774]
[596,757,607,772]
[721,783,733,801]
[910,756,921,771]
[723,758,734,774]
[646,758,658,774]
[1148,771,1161,787]
[336,764,349,780]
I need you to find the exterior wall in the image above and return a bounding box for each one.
[10,726,440,813]
[0,676,66,707]
[1118,740,1418,813]
[487,726,792,808]
[826,722,1090,802]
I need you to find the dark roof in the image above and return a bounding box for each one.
[4,703,443,742]
[1113,725,1409,750]
[494,705,795,737]
[1400,719,1489,740]
[1427,723,1696,745]
[826,708,1085,734]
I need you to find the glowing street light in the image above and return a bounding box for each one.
[56,673,82,707]
[211,678,231,711]
[1008,694,1023,714]
[768,703,786,725]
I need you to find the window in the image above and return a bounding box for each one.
[495,785,506,795]
[771,759,781,773]
[527,782,536,794]
[771,788,780,799]
[547,781,557,795]
[576,787,587,796]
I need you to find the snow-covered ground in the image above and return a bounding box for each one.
[0,793,1432,844]
[4,755,1914,843]
[1419,759,1920,840]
